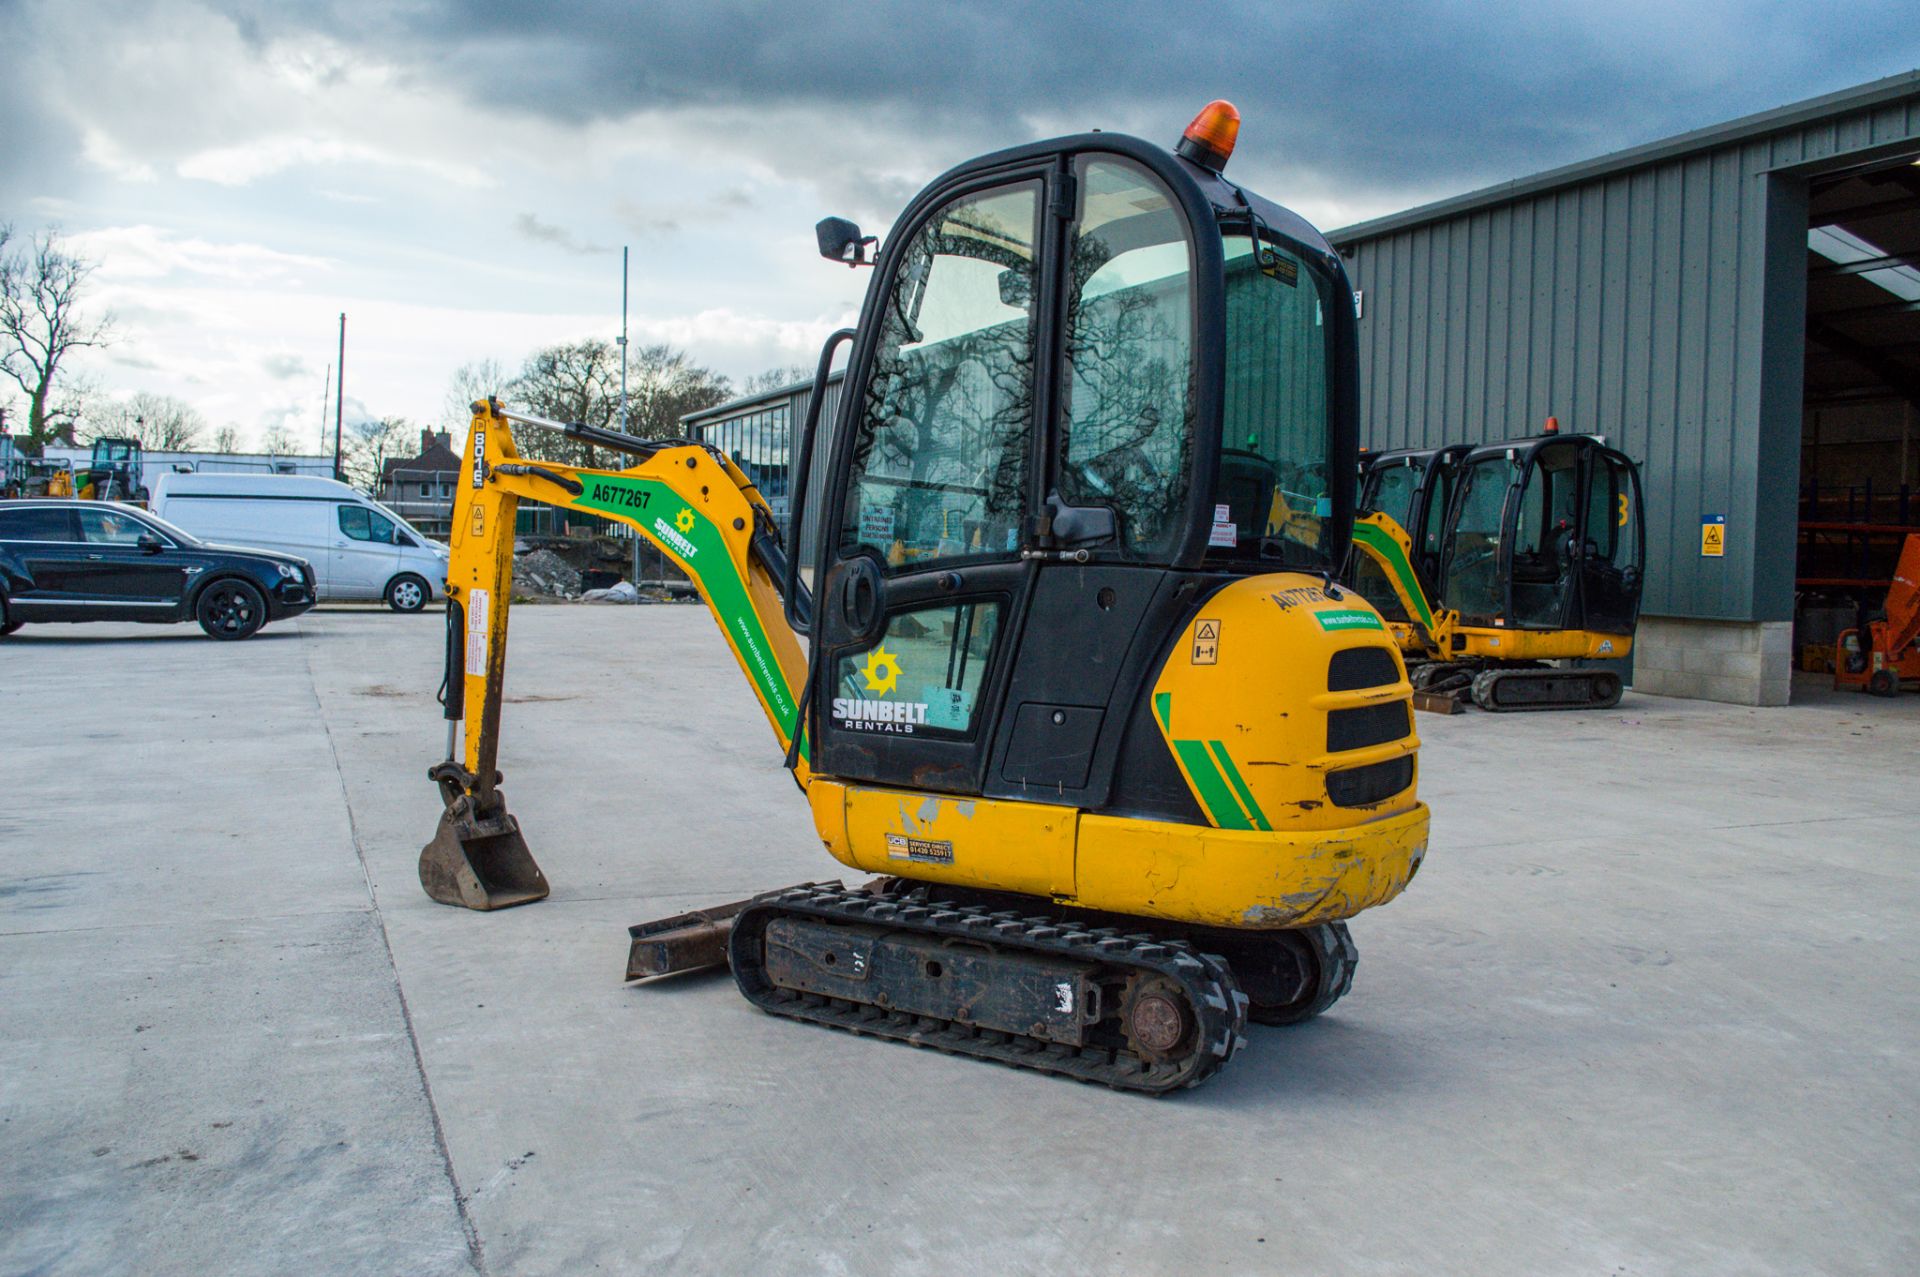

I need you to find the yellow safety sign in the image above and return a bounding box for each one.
[1701,515,1725,557]
[1192,618,1220,665]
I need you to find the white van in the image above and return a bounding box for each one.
[150,472,448,611]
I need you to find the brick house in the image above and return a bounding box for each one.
[380,429,462,538]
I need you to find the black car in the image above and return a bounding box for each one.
[0,500,315,640]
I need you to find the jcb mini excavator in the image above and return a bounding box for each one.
[1348,430,1646,711]
[420,103,1430,1092]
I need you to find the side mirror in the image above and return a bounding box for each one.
[137,533,164,554]
[816,216,877,267]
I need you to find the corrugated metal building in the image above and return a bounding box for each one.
[1329,70,1920,704]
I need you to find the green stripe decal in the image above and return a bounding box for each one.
[572,472,809,762]
[1351,519,1434,628]
[1208,740,1271,832]
[1154,690,1257,831]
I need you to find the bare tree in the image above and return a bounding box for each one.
[740,363,814,395]
[342,415,413,494]
[0,225,113,451]
[624,342,731,440]
[260,422,298,456]
[442,357,505,438]
[211,424,241,453]
[91,391,207,450]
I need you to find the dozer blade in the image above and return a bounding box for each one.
[419,805,549,910]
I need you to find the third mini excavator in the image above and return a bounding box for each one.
[419,103,1430,1092]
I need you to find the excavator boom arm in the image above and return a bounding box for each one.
[420,400,812,910]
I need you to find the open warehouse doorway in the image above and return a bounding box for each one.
[1799,152,1920,682]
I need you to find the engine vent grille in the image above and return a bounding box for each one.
[1327,647,1400,691]
[1326,756,1415,807]
[1326,701,1412,753]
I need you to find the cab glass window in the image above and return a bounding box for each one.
[842,181,1040,568]
[1446,457,1514,624]
[339,505,396,543]
[831,600,1002,739]
[1586,454,1639,569]
[1210,234,1339,569]
[1058,158,1194,556]
[1367,460,1422,528]
[78,508,152,545]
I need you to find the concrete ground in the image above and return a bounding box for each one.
[2,606,1916,1276]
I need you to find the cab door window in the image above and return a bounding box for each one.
[831,600,1003,739]
[1058,158,1194,556]
[1511,446,1579,628]
[1445,458,1513,625]
[842,181,1041,567]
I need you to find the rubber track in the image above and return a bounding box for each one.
[729,884,1249,1094]
[1471,667,1623,712]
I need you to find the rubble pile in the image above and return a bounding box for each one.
[513,548,583,598]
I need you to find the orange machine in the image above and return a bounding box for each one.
[1835,534,1920,697]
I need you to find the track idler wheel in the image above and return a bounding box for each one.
[1224,923,1358,1026]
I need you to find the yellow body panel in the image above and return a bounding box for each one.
[1075,805,1428,927]
[1151,573,1423,833]
[810,779,1077,900]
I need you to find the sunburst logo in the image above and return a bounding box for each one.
[860,647,901,696]
[674,507,697,534]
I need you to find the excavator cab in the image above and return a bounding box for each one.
[1353,443,1470,620]
[1439,433,1644,638]
[79,437,145,503]
[801,129,1370,815]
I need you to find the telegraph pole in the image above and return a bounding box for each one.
[332,313,346,480]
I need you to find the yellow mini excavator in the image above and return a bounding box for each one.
[1349,431,1646,711]
[421,103,1431,1091]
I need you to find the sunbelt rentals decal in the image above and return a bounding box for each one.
[832,646,930,733]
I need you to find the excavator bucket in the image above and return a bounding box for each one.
[419,802,548,911]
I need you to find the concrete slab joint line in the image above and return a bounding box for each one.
[300,623,490,1275]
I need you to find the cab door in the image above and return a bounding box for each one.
[1574,446,1645,635]
[810,175,1050,793]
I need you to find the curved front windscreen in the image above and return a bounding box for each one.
[1206,233,1341,570]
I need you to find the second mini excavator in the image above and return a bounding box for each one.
[419,104,1431,1092]
[1349,430,1646,711]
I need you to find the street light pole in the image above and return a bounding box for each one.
[618,246,630,434]
[332,313,346,481]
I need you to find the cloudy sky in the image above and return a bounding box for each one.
[2,0,1916,451]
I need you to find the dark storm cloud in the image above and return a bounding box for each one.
[209,0,1920,203]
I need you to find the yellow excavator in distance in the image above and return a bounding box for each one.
[421,103,1431,1092]
[1349,430,1646,711]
